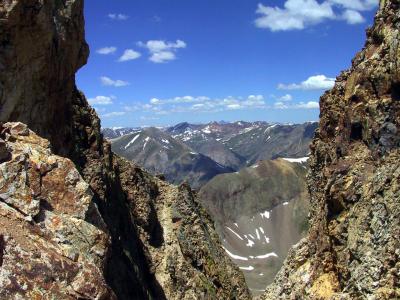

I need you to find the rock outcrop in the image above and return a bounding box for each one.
[262,1,400,299]
[0,0,251,299]
[0,122,114,299]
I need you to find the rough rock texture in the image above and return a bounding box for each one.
[0,0,88,157]
[0,0,251,299]
[261,1,400,299]
[0,122,114,299]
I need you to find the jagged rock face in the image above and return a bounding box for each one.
[0,1,251,299]
[0,122,114,299]
[262,1,400,299]
[0,0,88,156]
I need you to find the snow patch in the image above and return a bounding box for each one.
[260,211,270,219]
[282,157,309,163]
[143,137,150,150]
[239,266,254,271]
[246,239,255,247]
[124,134,140,149]
[222,247,248,261]
[256,252,278,259]
[226,227,243,241]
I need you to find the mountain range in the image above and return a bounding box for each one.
[105,121,315,294]
[104,121,318,189]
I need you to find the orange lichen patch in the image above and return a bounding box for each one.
[51,216,61,227]
[309,273,340,299]
[27,291,43,300]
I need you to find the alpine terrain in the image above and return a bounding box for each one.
[199,158,310,295]
[105,121,318,188]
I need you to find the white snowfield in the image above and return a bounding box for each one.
[239,266,255,271]
[143,136,150,150]
[226,226,244,241]
[255,252,278,259]
[124,134,140,149]
[282,157,309,163]
[222,247,248,261]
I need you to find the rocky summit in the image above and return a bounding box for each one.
[0,0,250,299]
[261,1,400,299]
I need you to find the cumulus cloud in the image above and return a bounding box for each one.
[279,94,293,102]
[328,0,378,11]
[100,76,130,87]
[255,0,378,31]
[138,40,187,63]
[118,49,141,62]
[296,101,320,109]
[278,75,335,90]
[108,13,129,21]
[96,47,117,55]
[341,9,365,24]
[137,95,267,114]
[274,101,320,109]
[88,95,115,105]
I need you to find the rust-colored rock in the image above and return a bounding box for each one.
[261,1,400,299]
[0,122,114,299]
[0,0,251,299]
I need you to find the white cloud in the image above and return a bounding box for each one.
[255,0,378,31]
[279,94,293,102]
[274,100,319,109]
[342,9,365,24]
[296,101,320,109]
[255,0,335,31]
[140,95,267,114]
[88,95,115,105]
[102,111,126,118]
[278,75,335,90]
[328,0,378,11]
[149,51,176,63]
[96,47,117,55]
[119,49,141,62]
[108,13,129,21]
[138,40,187,63]
[100,76,130,87]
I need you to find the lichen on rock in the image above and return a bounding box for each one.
[261,1,400,299]
[0,122,114,299]
[0,1,251,299]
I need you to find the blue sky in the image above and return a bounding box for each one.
[77,0,378,128]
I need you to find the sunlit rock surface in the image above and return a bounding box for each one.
[261,1,400,299]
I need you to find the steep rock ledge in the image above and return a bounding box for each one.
[262,1,399,299]
[0,0,251,299]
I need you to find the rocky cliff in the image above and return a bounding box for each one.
[262,1,400,299]
[0,0,250,299]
